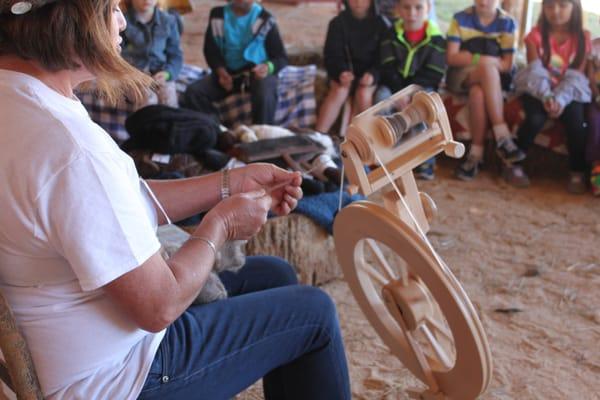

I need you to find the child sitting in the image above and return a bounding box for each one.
[181,0,287,125]
[508,0,591,193]
[587,27,600,196]
[121,0,183,107]
[446,0,523,181]
[315,0,387,136]
[378,0,446,180]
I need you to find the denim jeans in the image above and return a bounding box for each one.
[138,256,351,400]
[516,94,588,172]
[181,73,279,125]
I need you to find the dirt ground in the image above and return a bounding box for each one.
[183,2,600,398]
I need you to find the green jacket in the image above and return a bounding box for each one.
[380,20,446,92]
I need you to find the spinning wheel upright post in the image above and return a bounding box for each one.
[333,85,493,399]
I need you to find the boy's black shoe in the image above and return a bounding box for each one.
[455,156,482,181]
[496,138,526,163]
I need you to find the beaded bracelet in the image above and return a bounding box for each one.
[221,168,230,200]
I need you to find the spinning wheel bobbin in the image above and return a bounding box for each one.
[333,86,492,399]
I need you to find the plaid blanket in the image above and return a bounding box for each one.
[442,92,568,155]
[77,64,317,142]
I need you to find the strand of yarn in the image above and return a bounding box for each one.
[371,148,456,278]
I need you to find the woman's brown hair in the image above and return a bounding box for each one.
[0,0,152,104]
[537,0,586,70]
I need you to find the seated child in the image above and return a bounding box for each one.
[507,0,591,193]
[315,0,387,136]
[181,0,287,125]
[121,0,183,108]
[587,28,600,196]
[379,0,446,180]
[446,0,523,181]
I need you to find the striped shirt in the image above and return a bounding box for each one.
[447,6,516,57]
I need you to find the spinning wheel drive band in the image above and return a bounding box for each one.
[334,202,492,399]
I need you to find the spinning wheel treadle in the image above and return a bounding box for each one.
[333,86,492,399]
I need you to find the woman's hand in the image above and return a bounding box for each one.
[202,190,273,241]
[233,163,303,216]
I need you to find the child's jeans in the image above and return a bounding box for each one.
[586,102,600,164]
[137,256,351,400]
[182,73,279,124]
[516,95,588,172]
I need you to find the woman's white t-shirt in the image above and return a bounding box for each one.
[0,70,165,399]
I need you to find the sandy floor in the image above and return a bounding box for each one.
[236,164,600,400]
[182,2,600,398]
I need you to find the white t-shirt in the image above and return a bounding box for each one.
[0,70,165,399]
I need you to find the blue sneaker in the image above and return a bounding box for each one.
[414,159,435,180]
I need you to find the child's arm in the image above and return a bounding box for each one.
[445,17,475,67]
[412,38,447,89]
[323,18,352,81]
[379,30,400,90]
[264,22,288,75]
[203,9,227,72]
[525,40,539,64]
[586,59,599,104]
[163,14,184,81]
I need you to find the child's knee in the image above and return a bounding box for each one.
[468,85,484,100]
[329,83,350,99]
[355,86,375,102]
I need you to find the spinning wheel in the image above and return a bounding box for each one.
[333,86,492,399]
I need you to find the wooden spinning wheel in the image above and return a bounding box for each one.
[333,86,492,399]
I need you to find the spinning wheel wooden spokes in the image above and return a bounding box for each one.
[334,202,492,399]
[359,237,458,372]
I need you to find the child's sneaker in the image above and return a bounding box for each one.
[455,156,482,181]
[414,158,435,180]
[502,163,530,188]
[567,172,587,195]
[591,164,600,197]
[496,137,526,163]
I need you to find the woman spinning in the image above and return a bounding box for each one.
[0,1,351,399]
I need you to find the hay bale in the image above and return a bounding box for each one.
[246,214,342,285]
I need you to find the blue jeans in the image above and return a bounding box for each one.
[181,73,278,124]
[138,256,351,400]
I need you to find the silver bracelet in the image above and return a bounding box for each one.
[189,235,217,258]
[221,168,230,200]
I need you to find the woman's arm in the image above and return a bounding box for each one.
[104,190,273,332]
[147,164,303,225]
[146,172,222,225]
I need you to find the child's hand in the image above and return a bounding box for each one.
[216,68,233,92]
[548,102,564,118]
[153,71,170,84]
[252,63,269,79]
[339,71,354,87]
[544,98,563,118]
[478,55,501,69]
[359,73,374,87]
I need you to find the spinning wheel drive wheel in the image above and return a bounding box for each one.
[334,201,492,399]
